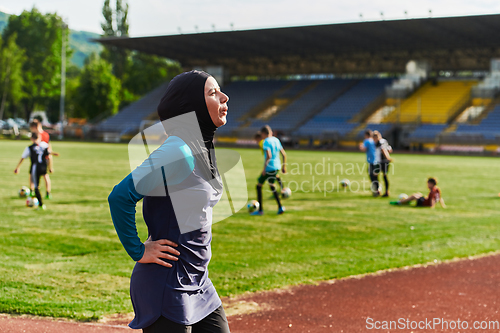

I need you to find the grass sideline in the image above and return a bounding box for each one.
[1,140,500,320]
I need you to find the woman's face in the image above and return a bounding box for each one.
[205,76,229,127]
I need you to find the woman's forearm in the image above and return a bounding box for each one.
[108,173,145,261]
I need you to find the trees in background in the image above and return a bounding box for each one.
[2,8,72,121]
[98,0,181,110]
[101,0,129,81]
[0,2,181,122]
[0,33,25,120]
[73,54,121,120]
[124,53,180,97]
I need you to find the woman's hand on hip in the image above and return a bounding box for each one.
[138,236,180,268]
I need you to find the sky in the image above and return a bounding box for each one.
[1,0,500,36]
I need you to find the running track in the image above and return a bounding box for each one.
[1,253,499,332]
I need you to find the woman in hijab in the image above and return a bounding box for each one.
[108,70,230,333]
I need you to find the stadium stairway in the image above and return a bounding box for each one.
[451,102,500,141]
[404,95,499,145]
[237,81,299,124]
[296,78,392,138]
[289,80,358,132]
[419,96,500,144]
[363,102,397,124]
[242,80,320,132]
[465,97,498,124]
[382,80,476,124]
[247,79,357,134]
[443,124,457,134]
[216,80,290,136]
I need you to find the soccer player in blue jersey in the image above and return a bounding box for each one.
[252,125,287,215]
[254,130,284,192]
[359,129,380,196]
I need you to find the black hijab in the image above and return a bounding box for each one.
[157,70,217,149]
[157,70,222,192]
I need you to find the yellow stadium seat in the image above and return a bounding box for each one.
[383,81,476,124]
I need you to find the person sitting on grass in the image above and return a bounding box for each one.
[391,177,446,208]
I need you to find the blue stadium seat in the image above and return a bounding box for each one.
[357,124,394,139]
[454,104,500,140]
[95,81,171,134]
[250,79,353,132]
[297,78,391,137]
[217,80,289,134]
[409,124,447,139]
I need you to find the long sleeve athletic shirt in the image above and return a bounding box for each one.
[108,136,223,328]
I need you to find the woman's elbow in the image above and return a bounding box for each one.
[108,185,119,205]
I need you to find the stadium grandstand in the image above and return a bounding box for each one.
[95,14,500,153]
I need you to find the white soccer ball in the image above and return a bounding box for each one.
[281,187,292,199]
[247,200,260,213]
[26,197,39,207]
[399,193,409,201]
[19,186,30,198]
[340,179,350,188]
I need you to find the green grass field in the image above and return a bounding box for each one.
[1,140,500,320]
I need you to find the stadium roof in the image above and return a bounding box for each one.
[97,14,500,76]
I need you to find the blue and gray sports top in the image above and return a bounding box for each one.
[262,136,283,172]
[363,138,378,164]
[108,136,223,328]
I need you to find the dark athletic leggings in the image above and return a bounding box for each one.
[31,165,44,206]
[368,163,380,191]
[143,306,230,333]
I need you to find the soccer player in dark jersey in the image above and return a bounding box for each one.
[14,132,52,210]
[391,177,446,208]
[30,120,56,199]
